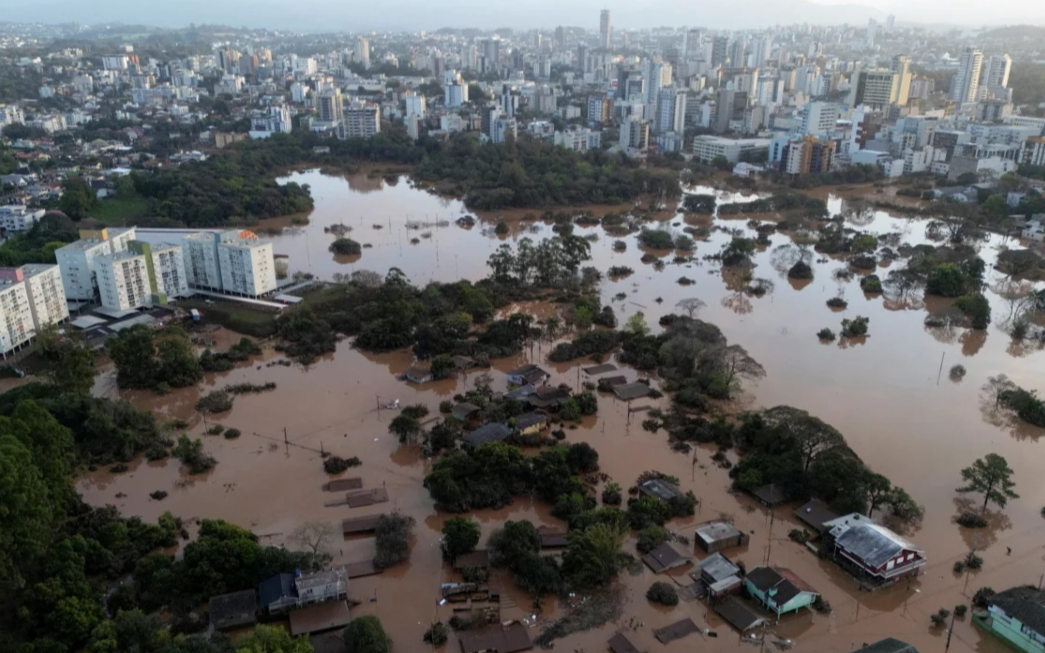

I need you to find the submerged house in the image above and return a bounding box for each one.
[258,567,349,615]
[462,422,512,449]
[405,364,433,384]
[694,520,748,553]
[743,566,819,618]
[982,585,1045,653]
[691,552,743,599]
[822,514,925,586]
[506,364,549,387]
[849,638,920,653]
[513,411,549,435]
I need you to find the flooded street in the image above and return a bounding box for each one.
[76,169,1045,652]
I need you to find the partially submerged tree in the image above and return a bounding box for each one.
[957,454,1019,511]
[676,297,706,318]
[343,615,392,653]
[441,516,481,563]
[289,522,337,559]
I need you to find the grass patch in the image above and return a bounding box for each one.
[179,299,278,338]
[91,196,150,225]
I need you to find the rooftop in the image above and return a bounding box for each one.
[640,478,683,502]
[697,552,741,582]
[642,542,690,573]
[744,566,818,606]
[849,638,920,653]
[462,422,511,448]
[295,566,347,591]
[825,514,923,569]
[695,520,743,545]
[794,499,840,533]
[714,596,766,632]
[990,585,1045,635]
[458,621,532,653]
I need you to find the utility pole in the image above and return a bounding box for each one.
[283,426,289,454]
[945,610,956,651]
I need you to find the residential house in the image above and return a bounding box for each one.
[458,621,532,653]
[462,423,511,450]
[639,478,683,503]
[848,638,920,653]
[642,542,691,573]
[714,596,767,632]
[982,585,1045,653]
[694,520,748,553]
[451,402,481,422]
[743,566,819,618]
[258,567,348,615]
[528,385,571,410]
[404,364,433,384]
[514,411,549,435]
[822,513,925,585]
[208,590,258,630]
[506,363,549,386]
[750,483,788,507]
[794,499,840,536]
[1022,220,1045,243]
[690,552,743,599]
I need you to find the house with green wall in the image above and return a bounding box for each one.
[742,566,819,618]
[981,586,1045,653]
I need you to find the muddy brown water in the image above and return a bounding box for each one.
[75,170,1045,652]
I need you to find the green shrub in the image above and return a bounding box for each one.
[646,581,679,606]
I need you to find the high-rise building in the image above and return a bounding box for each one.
[499,84,517,117]
[781,136,836,175]
[127,241,189,304]
[0,273,35,354]
[19,265,69,332]
[404,91,426,117]
[711,37,729,67]
[217,232,276,296]
[951,47,984,104]
[55,228,137,301]
[750,36,773,66]
[684,29,703,61]
[355,37,371,70]
[802,102,840,136]
[644,60,670,105]
[849,68,905,109]
[338,103,381,139]
[94,251,151,311]
[554,26,566,50]
[866,19,878,48]
[982,54,1012,90]
[655,87,687,135]
[444,70,469,107]
[886,14,896,31]
[599,10,612,50]
[619,115,650,156]
[889,55,913,106]
[587,93,611,125]
[317,89,344,124]
[490,116,517,144]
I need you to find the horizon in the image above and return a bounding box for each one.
[5,0,1045,33]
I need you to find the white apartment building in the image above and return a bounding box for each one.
[217,232,276,296]
[95,251,151,312]
[553,127,602,152]
[405,92,426,117]
[952,47,984,105]
[0,277,34,355]
[693,135,771,164]
[20,264,69,331]
[55,228,137,301]
[0,206,45,233]
[182,232,225,290]
[655,87,687,135]
[128,241,189,302]
[802,102,840,137]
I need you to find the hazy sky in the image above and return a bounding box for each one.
[8,0,1045,31]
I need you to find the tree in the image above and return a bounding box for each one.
[676,297,706,318]
[389,414,423,443]
[36,326,96,395]
[763,406,845,472]
[0,434,58,595]
[561,522,624,590]
[926,264,969,297]
[343,616,392,653]
[955,293,991,329]
[329,238,362,255]
[646,581,679,606]
[983,374,1018,409]
[374,512,415,569]
[863,472,893,515]
[58,176,97,220]
[707,344,766,398]
[957,454,1019,511]
[236,624,313,653]
[441,516,481,562]
[624,312,650,336]
[289,522,337,559]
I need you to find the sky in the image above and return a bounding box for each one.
[6,0,1045,31]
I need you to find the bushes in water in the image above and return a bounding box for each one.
[324,455,362,474]
[638,228,675,249]
[226,382,277,395]
[374,512,415,569]
[277,310,337,364]
[646,582,679,606]
[826,297,847,309]
[198,337,262,372]
[956,512,988,528]
[860,274,883,293]
[788,261,813,279]
[173,434,216,474]
[608,266,634,277]
[817,328,837,341]
[955,294,991,330]
[223,428,241,440]
[841,316,869,337]
[548,330,619,362]
[196,390,233,414]
[998,384,1045,427]
[329,238,362,255]
[636,526,668,554]
[423,622,449,646]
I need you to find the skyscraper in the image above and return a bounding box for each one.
[317,89,344,124]
[951,47,983,104]
[982,54,1012,89]
[555,26,566,50]
[711,37,729,67]
[889,55,913,106]
[849,68,904,109]
[684,29,703,61]
[655,87,687,135]
[355,37,370,70]
[599,10,612,50]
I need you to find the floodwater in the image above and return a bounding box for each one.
[74,169,1045,653]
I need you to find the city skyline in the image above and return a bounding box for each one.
[5,0,1045,31]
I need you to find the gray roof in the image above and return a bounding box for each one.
[514,411,548,430]
[714,596,766,632]
[640,478,683,502]
[695,521,742,545]
[849,638,920,653]
[614,381,652,400]
[794,499,839,532]
[744,566,817,606]
[642,542,689,573]
[462,422,511,448]
[295,566,346,591]
[698,552,740,582]
[991,586,1045,635]
[826,514,922,568]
